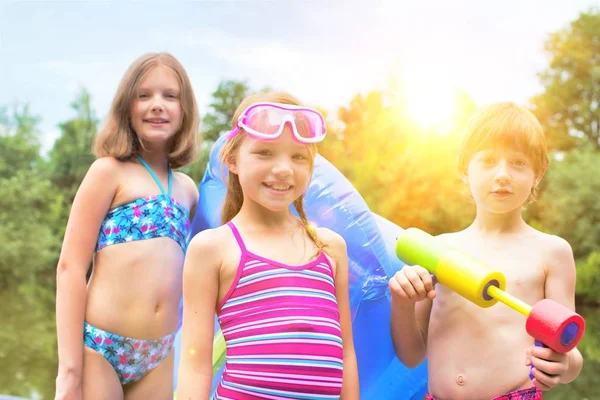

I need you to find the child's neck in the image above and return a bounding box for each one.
[138,150,169,172]
[236,202,297,231]
[470,207,528,235]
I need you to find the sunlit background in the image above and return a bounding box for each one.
[0,0,595,150]
[1,0,600,399]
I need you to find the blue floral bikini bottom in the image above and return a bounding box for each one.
[83,321,176,385]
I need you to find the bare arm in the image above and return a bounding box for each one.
[176,228,222,400]
[531,236,583,387]
[389,230,442,368]
[390,288,432,368]
[178,172,199,221]
[319,228,359,399]
[388,262,436,368]
[55,158,119,380]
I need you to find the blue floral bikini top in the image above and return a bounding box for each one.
[95,156,191,253]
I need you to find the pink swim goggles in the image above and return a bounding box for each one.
[225,102,327,144]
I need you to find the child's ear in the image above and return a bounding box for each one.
[225,154,238,174]
[535,164,548,187]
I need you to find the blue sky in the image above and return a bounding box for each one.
[1,0,599,151]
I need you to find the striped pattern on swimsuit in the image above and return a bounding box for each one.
[214,221,344,400]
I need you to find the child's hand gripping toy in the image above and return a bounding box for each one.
[395,228,585,379]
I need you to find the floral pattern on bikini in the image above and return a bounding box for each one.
[83,322,176,385]
[96,194,190,252]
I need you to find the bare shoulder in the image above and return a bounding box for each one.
[87,156,123,179]
[532,228,575,270]
[316,226,345,246]
[187,225,229,258]
[173,171,199,217]
[540,231,573,255]
[174,171,199,199]
[433,229,468,247]
[174,171,198,192]
[184,225,230,277]
[78,157,124,197]
[316,227,347,260]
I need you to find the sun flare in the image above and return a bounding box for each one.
[394,66,460,135]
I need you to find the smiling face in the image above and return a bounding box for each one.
[129,65,183,148]
[227,125,314,213]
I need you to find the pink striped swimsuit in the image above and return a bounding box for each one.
[214,222,344,400]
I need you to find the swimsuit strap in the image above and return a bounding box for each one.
[136,155,172,196]
[226,221,247,253]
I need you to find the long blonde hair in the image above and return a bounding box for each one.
[220,91,324,252]
[93,52,200,168]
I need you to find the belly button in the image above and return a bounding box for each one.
[456,374,466,386]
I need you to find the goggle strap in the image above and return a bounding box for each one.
[225,127,240,140]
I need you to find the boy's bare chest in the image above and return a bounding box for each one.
[471,244,542,279]
[437,239,547,308]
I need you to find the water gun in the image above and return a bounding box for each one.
[395,228,585,378]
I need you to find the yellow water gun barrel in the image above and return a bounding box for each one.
[395,227,506,308]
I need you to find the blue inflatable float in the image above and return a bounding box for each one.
[173,135,428,399]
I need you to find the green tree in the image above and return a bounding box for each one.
[181,80,251,182]
[574,251,600,299]
[0,105,60,288]
[531,9,600,151]
[180,144,212,184]
[533,145,600,304]
[0,105,43,178]
[201,80,250,142]
[0,104,61,400]
[48,88,98,203]
[535,146,600,260]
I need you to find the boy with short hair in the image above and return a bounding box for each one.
[389,102,583,399]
